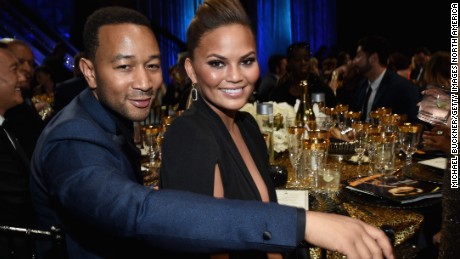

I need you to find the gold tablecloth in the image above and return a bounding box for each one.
[274,152,432,258]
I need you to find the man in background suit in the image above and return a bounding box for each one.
[350,35,420,122]
[30,6,393,259]
[0,43,36,259]
[1,38,45,159]
[53,51,88,116]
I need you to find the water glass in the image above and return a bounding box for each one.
[372,133,397,176]
[317,164,341,193]
[417,85,451,125]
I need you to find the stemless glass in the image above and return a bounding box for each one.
[418,85,451,125]
[287,125,305,188]
[398,123,423,166]
[372,133,397,177]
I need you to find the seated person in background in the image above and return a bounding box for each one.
[256,54,287,102]
[388,51,411,81]
[162,52,191,111]
[1,38,45,159]
[41,41,73,84]
[350,35,420,122]
[269,42,336,108]
[0,43,36,259]
[30,6,394,259]
[33,65,55,96]
[419,51,458,257]
[53,51,88,115]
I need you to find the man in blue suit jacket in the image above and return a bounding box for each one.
[350,36,421,122]
[30,6,393,259]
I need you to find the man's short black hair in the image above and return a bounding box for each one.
[83,6,151,60]
[357,35,392,67]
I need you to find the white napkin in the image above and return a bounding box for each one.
[418,157,447,170]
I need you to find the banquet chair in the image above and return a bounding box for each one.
[0,225,67,259]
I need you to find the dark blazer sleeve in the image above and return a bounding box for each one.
[160,115,218,195]
[32,119,305,253]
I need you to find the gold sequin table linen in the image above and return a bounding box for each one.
[274,152,429,258]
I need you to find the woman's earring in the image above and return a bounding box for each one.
[191,83,198,101]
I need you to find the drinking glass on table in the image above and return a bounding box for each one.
[398,123,423,166]
[417,85,451,125]
[365,125,383,175]
[317,164,341,193]
[372,133,397,177]
[303,130,330,190]
[286,118,305,188]
[351,121,369,166]
[334,104,349,132]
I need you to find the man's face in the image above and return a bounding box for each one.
[81,24,163,122]
[353,46,372,77]
[7,42,35,90]
[0,49,25,115]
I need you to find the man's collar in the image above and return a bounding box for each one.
[369,69,386,90]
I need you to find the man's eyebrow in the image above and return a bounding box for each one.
[111,54,135,63]
[147,54,161,61]
[110,54,161,63]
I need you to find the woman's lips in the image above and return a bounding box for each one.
[220,87,244,97]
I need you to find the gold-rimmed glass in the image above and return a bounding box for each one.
[351,121,369,166]
[369,111,380,125]
[334,104,349,131]
[303,136,329,190]
[287,125,305,188]
[376,107,392,116]
[398,123,423,166]
[371,133,398,177]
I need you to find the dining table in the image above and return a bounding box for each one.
[274,148,445,259]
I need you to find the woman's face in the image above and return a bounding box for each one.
[185,24,259,114]
[288,47,310,79]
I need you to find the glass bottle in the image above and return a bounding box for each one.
[256,102,275,165]
[295,80,315,127]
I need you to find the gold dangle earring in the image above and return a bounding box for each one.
[186,83,198,109]
[191,83,198,101]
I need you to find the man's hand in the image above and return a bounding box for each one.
[305,211,394,259]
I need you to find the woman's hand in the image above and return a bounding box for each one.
[422,125,450,154]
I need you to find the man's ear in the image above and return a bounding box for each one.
[369,53,378,65]
[184,58,197,84]
[80,58,97,89]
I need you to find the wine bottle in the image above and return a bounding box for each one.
[295,80,315,127]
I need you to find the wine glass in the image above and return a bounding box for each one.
[398,123,423,166]
[287,125,305,188]
[351,121,369,166]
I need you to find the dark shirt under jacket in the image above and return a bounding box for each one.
[269,73,337,108]
[53,75,88,116]
[350,69,421,122]
[4,97,45,159]
[161,97,278,259]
